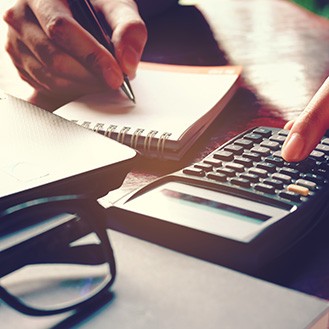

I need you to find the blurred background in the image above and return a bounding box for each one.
[294,0,329,18]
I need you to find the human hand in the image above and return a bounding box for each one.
[3,0,147,103]
[282,77,329,162]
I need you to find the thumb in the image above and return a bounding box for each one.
[282,77,329,162]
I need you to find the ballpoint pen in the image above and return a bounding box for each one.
[69,0,135,103]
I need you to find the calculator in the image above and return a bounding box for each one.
[107,127,329,274]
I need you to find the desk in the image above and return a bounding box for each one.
[1,0,329,311]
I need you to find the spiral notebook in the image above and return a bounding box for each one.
[54,62,241,160]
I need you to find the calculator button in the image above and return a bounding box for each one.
[243,152,262,162]
[250,146,271,157]
[301,173,325,184]
[207,172,227,182]
[256,162,276,173]
[260,141,280,150]
[287,184,310,197]
[239,173,259,183]
[194,163,213,172]
[264,156,284,167]
[272,150,283,158]
[277,129,289,136]
[269,135,286,144]
[252,128,272,138]
[234,138,253,149]
[204,158,222,167]
[183,167,205,177]
[295,179,317,190]
[309,150,325,160]
[271,173,292,184]
[216,167,236,177]
[279,191,301,203]
[279,167,300,179]
[244,133,263,143]
[321,138,329,145]
[249,167,268,178]
[225,162,245,173]
[224,145,244,155]
[315,144,329,154]
[214,150,234,162]
[230,177,251,188]
[233,156,254,167]
[254,183,276,194]
[263,178,284,190]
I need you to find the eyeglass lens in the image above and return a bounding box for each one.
[0,211,112,312]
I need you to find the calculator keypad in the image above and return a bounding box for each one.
[181,127,329,206]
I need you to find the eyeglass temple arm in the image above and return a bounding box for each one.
[0,243,108,279]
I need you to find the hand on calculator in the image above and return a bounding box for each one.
[282,77,329,162]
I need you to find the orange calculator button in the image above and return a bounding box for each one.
[287,184,310,196]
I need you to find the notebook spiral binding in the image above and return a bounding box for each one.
[75,120,172,158]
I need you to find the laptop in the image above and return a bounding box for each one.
[0,91,137,209]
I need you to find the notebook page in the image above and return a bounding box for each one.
[54,63,241,142]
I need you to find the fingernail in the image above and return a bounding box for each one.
[282,132,305,162]
[122,45,140,74]
[103,67,123,89]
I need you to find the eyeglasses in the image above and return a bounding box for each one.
[0,195,116,316]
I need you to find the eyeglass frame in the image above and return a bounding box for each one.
[0,194,116,316]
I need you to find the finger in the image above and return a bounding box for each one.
[7,28,104,99]
[4,2,97,84]
[284,120,294,130]
[95,0,147,77]
[28,0,124,89]
[282,77,329,162]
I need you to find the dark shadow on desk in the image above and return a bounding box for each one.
[142,4,228,66]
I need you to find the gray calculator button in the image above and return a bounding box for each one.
[265,156,284,167]
[214,150,234,161]
[256,162,276,173]
[316,144,329,154]
[263,178,284,190]
[204,158,222,167]
[279,191,301,203]
[321,138,329,145]
[239,173,259,183]
[243,152,261,162]
[310,150,325,160]
[260,140,280,150]
[254,183,276,194]
[234,138,253,149]
[269,135,286,144]
[183,167,205,177]
[207,172,227,182]
[271,173,292,184]
[230,177,251,188]
[225,162,245,173]
[249,167,268,178]
[250,146,271,156]
[234,156,253,167]
[217,167,236,177]
[279,167,299,179]
[244,133,263,143]
[194,163,213,172]
[278,129,289,136]
[252,128,272,138]
[295,179,317,190]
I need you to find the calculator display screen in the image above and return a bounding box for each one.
[162,189,270,223]
[123,181,289,242]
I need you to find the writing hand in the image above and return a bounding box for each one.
[282,77,329,162]
[3,0,147,104]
